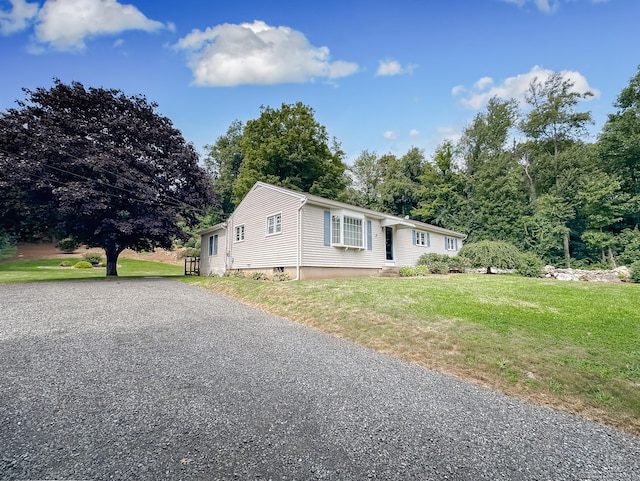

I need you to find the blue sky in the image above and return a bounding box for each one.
[1,0,639,164]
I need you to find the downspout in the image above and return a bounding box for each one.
[225,220,232,272]
[294,198,307,281]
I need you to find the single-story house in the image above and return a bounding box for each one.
[199,181,466,280]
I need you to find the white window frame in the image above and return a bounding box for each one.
[446,236,457,251]
[330,210,365,249]
[208,234,218,256]
[234,224,245,243]
[266,213,282,236]
[416,231,426,246]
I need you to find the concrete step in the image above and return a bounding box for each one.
[378,266,400,277]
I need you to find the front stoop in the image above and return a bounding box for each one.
[378,266,400,278]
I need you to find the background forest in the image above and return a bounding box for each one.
[204,67,640,269]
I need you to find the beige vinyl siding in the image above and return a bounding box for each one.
[228,185,299,269]
[393,228,420,266]
[200,227,227,276]
[301,204,384,268]
[394,228,462,266]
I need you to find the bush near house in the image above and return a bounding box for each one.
[417,253,468,273]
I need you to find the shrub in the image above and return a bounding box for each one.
[418,252,467,274]
[428,261,450,275]
[414,265,430,276]
[517,252,544,278]
[631,262,640,284]
[224,270,245,278]
[459,240,522,274]
[73,261,93,269]
[417,253,449,266]
[57,237,80,253]
[250,271,268,281]
[272,272,290,282]
[59,260,72,267]
[399,266,416,277]
[82,252,103,265]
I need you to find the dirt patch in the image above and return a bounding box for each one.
[7,242,186,266]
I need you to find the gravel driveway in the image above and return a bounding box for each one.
[1,279,638,480]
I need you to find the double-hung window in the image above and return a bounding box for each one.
[208,234,218,256]
[446,236,458,251]
[413,230,430,247]
[331,210,365,248]
[234,224,245,243]
[266,213,282,236]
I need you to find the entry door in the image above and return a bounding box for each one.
[385,227,394,262]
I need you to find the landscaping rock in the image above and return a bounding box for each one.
[544,266,629,283]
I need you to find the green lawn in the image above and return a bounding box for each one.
[185,274,640,435]
[0,257,184,283]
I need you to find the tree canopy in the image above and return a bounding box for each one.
[341,67,640,268]
[0,79,213,276]
[232,102,348,203]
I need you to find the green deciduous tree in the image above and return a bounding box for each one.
[521,72,593,165]
[0,80,213,276]
[376,148,425,216]
[348,150,383,210]
[458,97,528,245]
[599,65,640,228]
[412,140,468,232]
[203,119,244,219]
[233,102,348,203]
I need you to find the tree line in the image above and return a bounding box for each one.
[2,67,639,274]
[206,67,640,268]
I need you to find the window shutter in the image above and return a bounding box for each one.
[427,232,431,247]
[367,220,372,250]
[455,238,459,251]
[444,236,448,249]
[412,230,416,246]
[324,211,331,246]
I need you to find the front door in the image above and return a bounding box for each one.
[385,227,394,262]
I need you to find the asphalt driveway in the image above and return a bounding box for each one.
[1,279,638,480]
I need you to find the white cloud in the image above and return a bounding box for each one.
[500,0,608,13]
[33,0,167,51]
[453,65,600,110]
[0,0,38,35]
[409,129,420,137]
[375,59,416,77]
[174,20,359,87]
[436,126,462,144]
[383,130,398,140]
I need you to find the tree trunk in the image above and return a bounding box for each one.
[563,229,571,269]
[104,242,124,277]
[608,245,617,268]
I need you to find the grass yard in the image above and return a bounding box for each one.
[185,274,640,435]
[0,257,184,283]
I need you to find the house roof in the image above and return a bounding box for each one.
[252,182,467,239]
[199,181,466,238]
